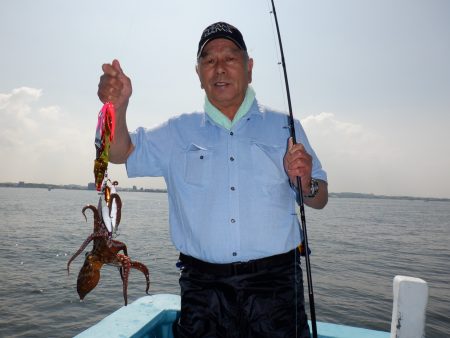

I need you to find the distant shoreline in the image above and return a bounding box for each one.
[327,192,450,202]
[1,182,448,202]
[0,182,166,194]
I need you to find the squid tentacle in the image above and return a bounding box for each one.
[130,261,151,294]
[117,254,131,306]
[67,232,108,274]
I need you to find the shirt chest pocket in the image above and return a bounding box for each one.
[250,142,286,182]
[184,144,212,186]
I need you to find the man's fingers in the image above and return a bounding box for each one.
[98,77,122,103]
[287,145,308,166]
[288,137,294,151]
[98,59,132,109]
[112,59,124,74]
[288,141,306,155]
[102,63,118,77]
[102,59,126,78]
[112,59,130,84]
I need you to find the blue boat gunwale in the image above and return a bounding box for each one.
[75,293,390,338]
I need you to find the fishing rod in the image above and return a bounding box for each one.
[269,1,318,337]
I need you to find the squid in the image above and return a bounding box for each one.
[67,198,150,306]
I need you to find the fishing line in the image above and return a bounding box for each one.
[268,1,318,338]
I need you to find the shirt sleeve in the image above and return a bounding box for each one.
[126,120,172,178]
[294,119,328,182]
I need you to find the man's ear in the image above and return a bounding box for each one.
[247,58,254,84]
[195,64,204,89]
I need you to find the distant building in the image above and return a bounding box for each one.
[18,181,25,187]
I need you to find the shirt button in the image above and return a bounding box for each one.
[231,219,236,223]
[232,252,237,256]
[230,186,235,191]
[230,131,234,136]
[200,155,204,159]
[230,156,234,161]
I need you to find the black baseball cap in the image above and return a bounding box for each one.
[197,22,247,58]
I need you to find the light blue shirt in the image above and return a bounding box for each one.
[127,98,327,263]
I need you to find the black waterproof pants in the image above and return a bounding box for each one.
[173,249,311,338]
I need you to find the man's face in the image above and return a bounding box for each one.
[196,38,253,118]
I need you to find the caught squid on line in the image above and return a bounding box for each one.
[67,193,150,305]
[67,102,150,305]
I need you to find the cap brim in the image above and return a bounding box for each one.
[197,36,245,58]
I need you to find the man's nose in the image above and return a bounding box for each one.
[214,59,226,75]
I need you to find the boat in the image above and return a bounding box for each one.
[74,275,428,338]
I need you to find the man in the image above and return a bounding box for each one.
[98,22,327,338]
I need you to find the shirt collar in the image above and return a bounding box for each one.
[204,86,256,130]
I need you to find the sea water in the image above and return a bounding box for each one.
[0,187,448,337]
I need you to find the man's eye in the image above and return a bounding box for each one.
[203,58,215,65]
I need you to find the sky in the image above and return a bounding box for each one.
[1,0,449,198]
